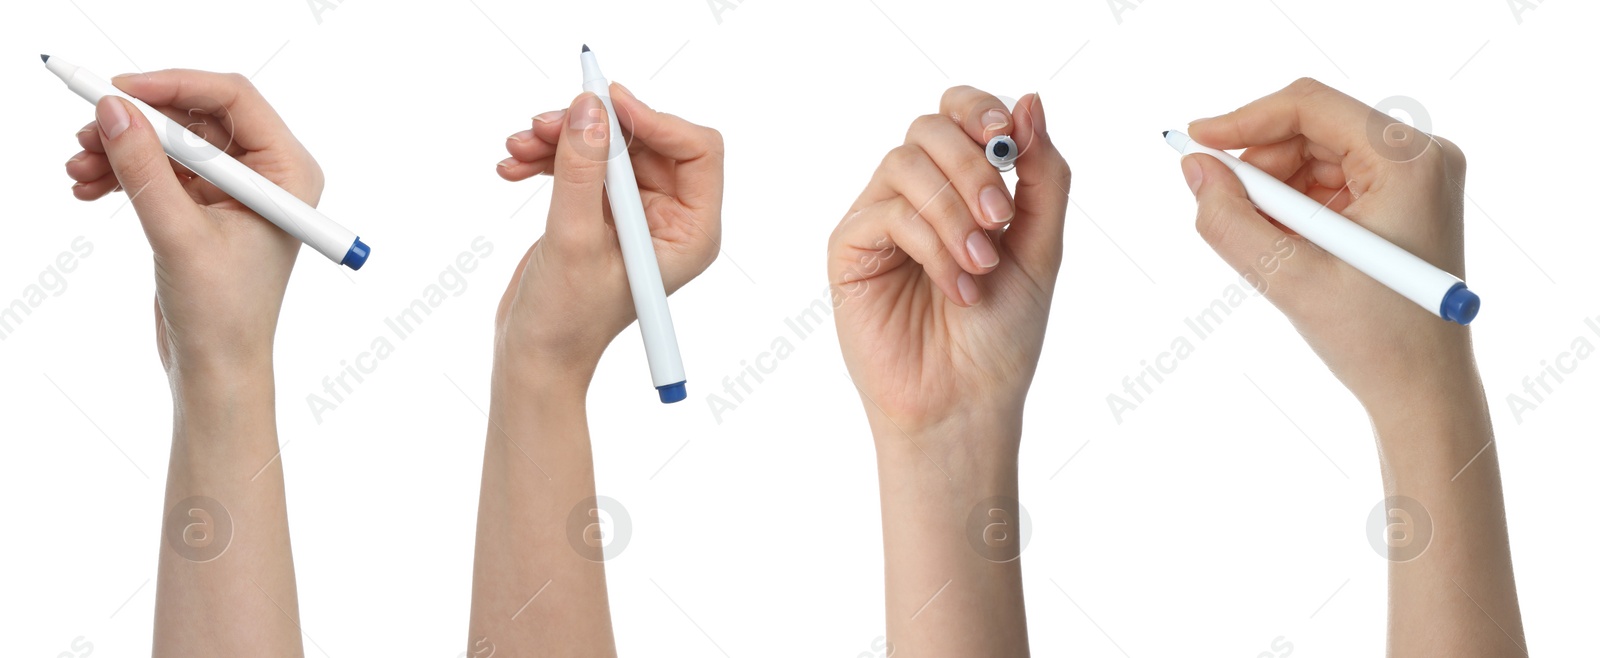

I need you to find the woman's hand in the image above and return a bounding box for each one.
[1181,78,1474,422]
[63,70,322,657]
[493,85,723,384]
[64,70,322,373]
[829,87,1069,443]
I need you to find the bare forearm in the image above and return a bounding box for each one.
[1371,369,1525,656]
[155,361,302,657]
[873,412,1029,658]
[467,361,615,657]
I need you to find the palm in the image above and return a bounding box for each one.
[146,110,317,367]
[837,239,1050,425]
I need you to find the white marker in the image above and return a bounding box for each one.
[580,45,687,403]
[1164,129,1479,324]
[44,56,369,269]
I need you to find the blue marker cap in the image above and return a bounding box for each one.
[657,381,687,404]
[341,238,370,270]
[1439,282,1480,325]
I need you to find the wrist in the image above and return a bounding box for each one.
[490,348,593,410]
[168,356,275,402]
[871,406,1023,484]
[1368,380,1494,490]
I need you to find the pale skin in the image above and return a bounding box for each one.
[828,87,1071,657]
[64,71,321,657]
[467,84,722,656]
[1182,78,1524,656]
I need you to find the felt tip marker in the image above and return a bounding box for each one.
[43,56,370,270]
[1164,129,1479,325]
[580,45,688,403]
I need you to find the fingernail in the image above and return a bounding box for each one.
[570,93,607,147]
[612,81,636,100]
[76,126,93,137]
[509,130,533,143]
[982,108,1010,134]
[1181,155,1204,195]
[966,230,1000,269]
[533,110,565,124]
[978,186,1013,226]
[497,157,518,170]
[96,97,129,140]
[957,273,982,306]
[1031,93,1046,134]
[68,153,85,164]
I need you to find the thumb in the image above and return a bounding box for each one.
[1184,153,1325,301]
[95,96,199,252]
[544,92,612,251]
[1003,93,1070,280]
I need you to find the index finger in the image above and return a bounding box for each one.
[111,70,293,153]
[938,85,1012,145]
[1188,78,1393,160]
[608,82,723,210]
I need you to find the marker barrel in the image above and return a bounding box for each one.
[581,49,688,401]
[49,59,367,269]
[1166,131,1477,324]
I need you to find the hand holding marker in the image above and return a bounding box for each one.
[580,45,688,403]
[44,56,369,269]
[1164,129,1479,324]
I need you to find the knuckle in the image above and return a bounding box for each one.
[224,72,253,90]
[905,114,946,141]
[703,127,725,155]
[924,186,967,228]
[1193,200,1236,247]
[951,153,991,182]
[1432,135,1467,169]
[939,85,975,107]
[1289,77,1327,97]
[882,144,923,171]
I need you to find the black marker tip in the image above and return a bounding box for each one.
[41,54,50,63]
[1162,130,1169,138]
[581,44,590,53]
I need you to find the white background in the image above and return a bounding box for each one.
[2,0,1594,656]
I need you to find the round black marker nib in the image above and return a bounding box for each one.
[581,44,591,53]
[41,54,50,63]
[1161,130,1170,138]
